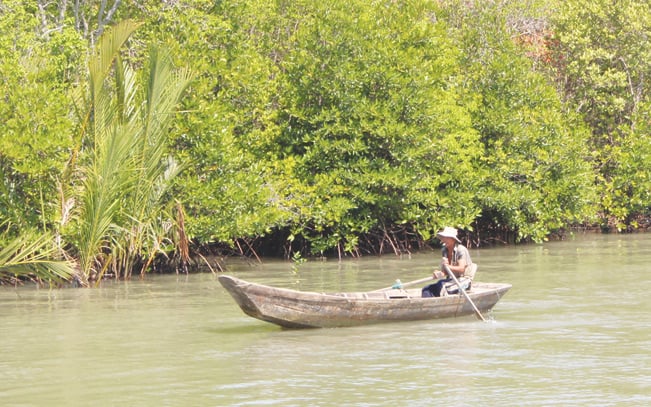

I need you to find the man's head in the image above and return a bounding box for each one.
[437,226,461,245]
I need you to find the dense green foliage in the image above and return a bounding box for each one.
[0,1,82,236]
[442,0,597,241]
[1,0,650,280]
[209,1,486,253]
[550,0,651,227]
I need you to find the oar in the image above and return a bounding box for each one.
[372,276,433,292]
[442,263,486,322]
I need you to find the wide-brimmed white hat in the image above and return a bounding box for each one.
[437,226,461,243]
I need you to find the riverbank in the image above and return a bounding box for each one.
[181,221,651,275]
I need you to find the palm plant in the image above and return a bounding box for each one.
[0,232,75,285]
[62,20,192,282]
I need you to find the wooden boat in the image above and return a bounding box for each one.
[219,275,512,328]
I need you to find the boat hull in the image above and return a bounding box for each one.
[219,275,511,328]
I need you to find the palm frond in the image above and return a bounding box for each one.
[90,20,142,143]
[115,47,193,277]
[0,233,76,284]
[89,20,143,105]
[76,122,138,276]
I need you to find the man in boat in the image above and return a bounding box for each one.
[422,227,476,297]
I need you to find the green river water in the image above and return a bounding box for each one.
[1,232,650,406]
